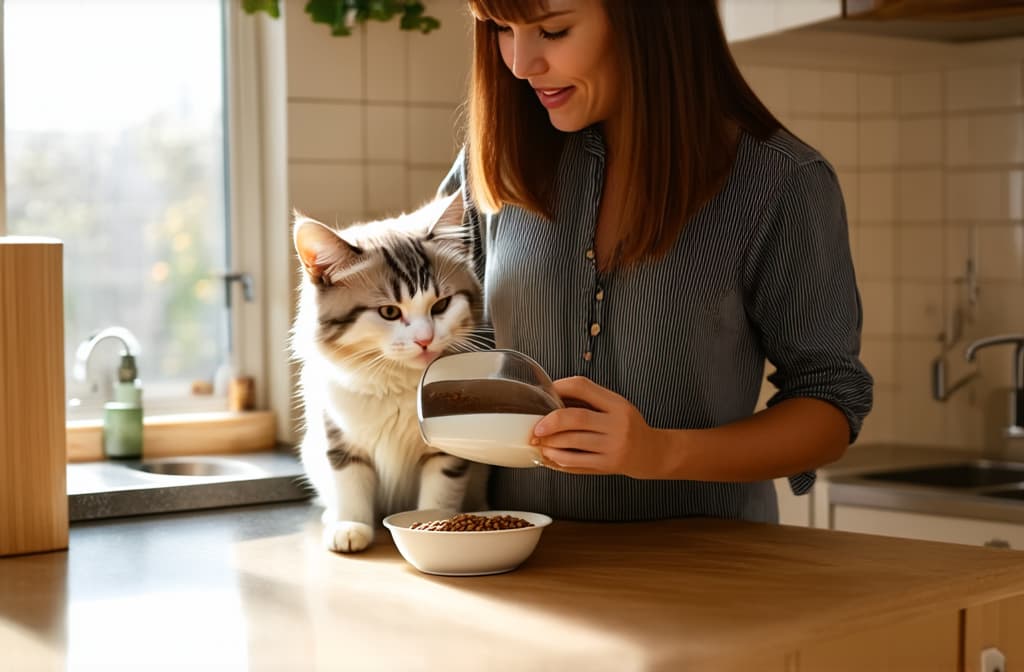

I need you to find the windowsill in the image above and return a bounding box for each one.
[66,410,278,462]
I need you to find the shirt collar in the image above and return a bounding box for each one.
[581,125,606,159]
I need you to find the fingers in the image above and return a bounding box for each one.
[551,376,620,413]
[539,447,607,473]
[533,431,606,452]
[532,407,600,438]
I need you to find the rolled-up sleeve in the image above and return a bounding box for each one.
[742,160,874,445]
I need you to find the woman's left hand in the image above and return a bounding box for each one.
[531,376,672,478]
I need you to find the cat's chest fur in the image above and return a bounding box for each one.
[324,379,423,462]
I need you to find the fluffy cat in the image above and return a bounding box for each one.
[291,191,488,553]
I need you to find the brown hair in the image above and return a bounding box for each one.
[465,0,783,269]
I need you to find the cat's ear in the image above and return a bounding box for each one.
[293,211,363,284]
[425,189,466,244]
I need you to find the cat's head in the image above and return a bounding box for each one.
[291,191,483,380]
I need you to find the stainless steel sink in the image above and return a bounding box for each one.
[983,487,1024,501]
[131,456,264,478]
[828,457,1024,525]
[857,460,1024,489]
[67,450,311,521]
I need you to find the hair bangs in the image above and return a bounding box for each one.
[467,0,549,24]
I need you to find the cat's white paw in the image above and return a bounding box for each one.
[323,520,374,553]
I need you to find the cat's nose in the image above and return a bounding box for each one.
[414,336,433,349]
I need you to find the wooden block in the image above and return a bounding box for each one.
[1,237,69,556]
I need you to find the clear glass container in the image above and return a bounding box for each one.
[417,350,563,468]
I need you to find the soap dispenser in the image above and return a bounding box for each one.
[103,353,144,459]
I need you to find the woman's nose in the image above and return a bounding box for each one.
[509,39,546,79]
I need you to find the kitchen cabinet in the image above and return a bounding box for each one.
[832,504,1024,549]
[964,594,1024,672]
[798,594,1024,672]
[720,0,1024,43]
[775,476,815,526]
[720,0,841,43]
[845,0,1024,20]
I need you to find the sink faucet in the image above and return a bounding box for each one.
[965,333,1024,439]
[72,326,141,400]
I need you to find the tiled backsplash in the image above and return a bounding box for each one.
[285,0,471,227]
[284,4,1024,454]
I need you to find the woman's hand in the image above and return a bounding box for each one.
[531,376,673,478]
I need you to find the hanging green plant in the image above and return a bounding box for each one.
[242,0,441,36]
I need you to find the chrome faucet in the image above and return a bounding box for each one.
[965,334,1024,439]
[72,326,141,400]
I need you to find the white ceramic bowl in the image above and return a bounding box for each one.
[383,508,553,576]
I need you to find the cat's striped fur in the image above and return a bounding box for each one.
[291,191,488,552]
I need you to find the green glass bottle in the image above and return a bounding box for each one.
[102,354,144,459]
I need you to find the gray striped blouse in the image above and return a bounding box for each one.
[439,127,873,524]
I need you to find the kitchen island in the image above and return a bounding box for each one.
[2,501,1023,671]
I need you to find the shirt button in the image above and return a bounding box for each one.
[585,249,595,260]
[595,288,605,301]
[590,322,601,337]
[583,351,592,361]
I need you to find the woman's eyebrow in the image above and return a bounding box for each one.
[522,10,573,23]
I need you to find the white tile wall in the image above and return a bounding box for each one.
[898,170,944,223]
[286,0,473,233]
[858,171,896,224]
[819,120,860,168]
[407,1,473,104]
[858,74,897,117]
[898,71,943,116]
[899,118,943,166]
[946,63,1024,113]
[821,72,858,116]
[857,227,895,280]
[365,21,407,102]
[859,119,898,167]
[286,10,363,100]
[288,102,364,161]
[947,113,1024,166]
[365,104,407,161]
[897,227,944,280]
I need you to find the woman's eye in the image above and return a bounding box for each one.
[430,297,451,315]
[492,22,511,33]
[540,28,568,40]
[378,305,402,321]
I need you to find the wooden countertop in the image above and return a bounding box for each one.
[3,502,1024,671]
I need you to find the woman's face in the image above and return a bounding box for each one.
[493,0,619,133]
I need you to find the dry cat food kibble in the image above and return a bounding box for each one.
[410,513,535,532]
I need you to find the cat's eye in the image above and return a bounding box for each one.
[431,297,451,315]
[378,305,402,321]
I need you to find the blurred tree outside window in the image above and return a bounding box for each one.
[4,0,232,417]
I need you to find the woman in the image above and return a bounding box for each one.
[439,0,873,523]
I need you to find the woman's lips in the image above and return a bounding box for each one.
[535,86,575,110]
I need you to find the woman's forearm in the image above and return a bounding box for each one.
[657,397,850,482]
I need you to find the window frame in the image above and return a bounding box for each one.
[0,1,295,454]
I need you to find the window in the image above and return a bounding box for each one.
[2,0,282,423]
